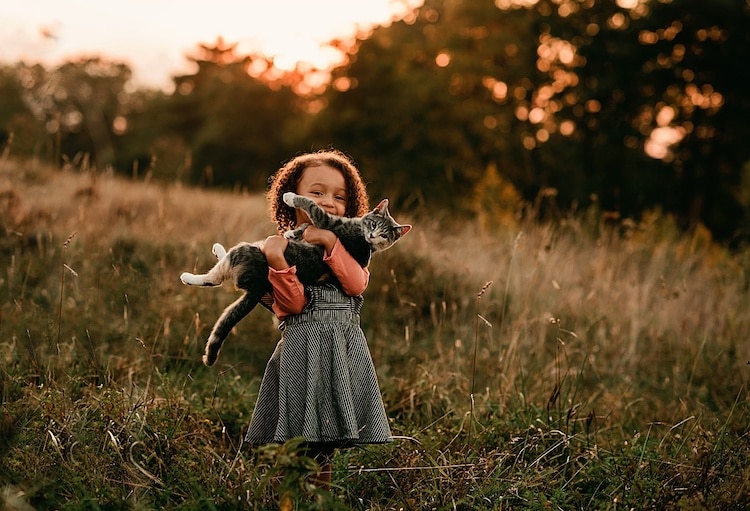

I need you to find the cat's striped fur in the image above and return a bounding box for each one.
[180,193,411,366]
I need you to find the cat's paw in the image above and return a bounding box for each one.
[212,243,226,259]
[282,192,297,207]
[283,224,308,240]
[180,272,199,285]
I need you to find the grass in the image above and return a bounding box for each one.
[0,156,748,510]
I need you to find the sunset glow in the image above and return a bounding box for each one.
[0,0,423,89]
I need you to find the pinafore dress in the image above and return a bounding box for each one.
[245,282,392,446]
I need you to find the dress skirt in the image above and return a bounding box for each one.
[245,283,392,446]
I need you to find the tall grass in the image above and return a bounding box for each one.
[0,157,748,510]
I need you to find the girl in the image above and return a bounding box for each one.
[246,149,392,485]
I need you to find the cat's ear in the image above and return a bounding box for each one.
[372,198,389,214]
[397,224,412,237]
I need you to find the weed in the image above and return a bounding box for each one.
[0,158,748,509]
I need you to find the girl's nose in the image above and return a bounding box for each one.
[319,195,335,209]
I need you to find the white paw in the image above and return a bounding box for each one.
[212,243,226,259]
[283,192,296,207]
[180,272,200,285]
[284,224,308,240]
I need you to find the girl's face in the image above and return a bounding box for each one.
[294,164,348,224]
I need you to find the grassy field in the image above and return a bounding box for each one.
[0,157,748,510]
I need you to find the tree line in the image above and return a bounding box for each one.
[1,0,748,242]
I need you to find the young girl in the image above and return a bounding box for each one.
[245,149,392,484]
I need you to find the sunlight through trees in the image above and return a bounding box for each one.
[1,0,749,241]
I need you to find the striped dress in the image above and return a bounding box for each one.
[245,283,392,446]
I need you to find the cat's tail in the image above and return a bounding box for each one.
[202,289,264,366]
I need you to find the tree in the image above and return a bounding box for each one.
[159,39,310,189]
[314,0,750,240]
[6,58,132,167]
[313,0,540,212]
[0,64,46,157]
[518,0,750,239]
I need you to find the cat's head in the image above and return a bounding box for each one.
[363,199,412,252]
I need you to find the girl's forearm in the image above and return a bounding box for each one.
[262,235,290,270]
[266,252,290,270]
[268,267,306,316]
[324,240,369,295]
[302,226,337,255]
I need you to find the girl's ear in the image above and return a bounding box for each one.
[398,224,412,237]
[372,198,389,214]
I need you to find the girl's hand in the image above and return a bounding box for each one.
[303,225,337,255]
[261,235,290,270]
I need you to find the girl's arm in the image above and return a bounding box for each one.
[303,226,370,296]
[267,267,306,316]
[324,239,370,296]
[262,235,307,317]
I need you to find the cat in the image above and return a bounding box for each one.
[180,192,412,366]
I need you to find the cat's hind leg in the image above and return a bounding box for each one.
[180,255,229,287]
[180,243,231,286]
[180,272,207,286]
[212,243,226,259]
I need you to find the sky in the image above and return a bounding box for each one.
[0,0,421,90]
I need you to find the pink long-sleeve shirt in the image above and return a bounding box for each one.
[267,239,370,318]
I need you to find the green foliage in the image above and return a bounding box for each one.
[1,1,750,240]
[0,65,45,157]
[313,0,541,213]
[472,163,524,231]
[311,0,750,241]
[1,113,750,510]
[5,58,133,168]
[158,40,310,190]
[533,0,750,240]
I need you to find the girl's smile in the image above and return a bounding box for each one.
[295,164,348,224]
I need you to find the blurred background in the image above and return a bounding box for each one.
[2,3,750,507]
[1,0,749,243]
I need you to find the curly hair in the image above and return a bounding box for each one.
[267,149,370,233]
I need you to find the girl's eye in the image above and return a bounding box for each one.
[335,195,346,202]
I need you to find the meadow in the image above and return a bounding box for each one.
[0,157,748,510]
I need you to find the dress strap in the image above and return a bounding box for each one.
[279,283,362,329]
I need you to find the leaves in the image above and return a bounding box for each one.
[1,1,749,240]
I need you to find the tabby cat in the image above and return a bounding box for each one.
[180,192,412,366]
